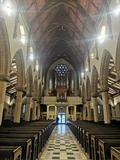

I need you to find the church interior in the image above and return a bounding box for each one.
[0,0,120,159]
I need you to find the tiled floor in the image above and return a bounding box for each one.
[40,124,88,160]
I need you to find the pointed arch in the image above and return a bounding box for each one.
[115,33,120,80]
[91,65,98,97]
[0,18,11,80]
[100,49,113,91]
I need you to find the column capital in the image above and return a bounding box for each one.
[0,74,9,82]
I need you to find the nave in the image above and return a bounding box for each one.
[0,0,120,160]
[40,124,88,160]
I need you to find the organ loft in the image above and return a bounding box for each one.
[0,0,120,160]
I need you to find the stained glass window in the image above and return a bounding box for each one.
[55,64,68,77]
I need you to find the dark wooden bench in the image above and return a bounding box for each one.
[0,128,42,159]
[0,133,38,160]
[68,120,120,160]
[91,134,120,160]
[0,138,32,160]
[98,139,120,160]
[111,147,120,160]
[0,120,55,158]
[0,146,22,160]
[85,129,120,157]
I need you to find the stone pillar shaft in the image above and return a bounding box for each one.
[55,106,57,119]
[92,97,98,122]
[14,91,23,123]
[74,105,76,121]
[0,81,6,126]
[37,103,40,120]
[47,106,49,120]
[102,91,111,124]
[66,106,69,121]
[32,100,37,121]
[86,100,92,121]
[25,96,31,122]
[83,103,86,120]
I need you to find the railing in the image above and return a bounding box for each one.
[42,96,82,105]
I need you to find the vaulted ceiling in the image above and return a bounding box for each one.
[20,0,105,71]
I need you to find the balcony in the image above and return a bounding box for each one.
[42,96,82,105]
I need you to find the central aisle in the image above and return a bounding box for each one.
[40,124,88,160]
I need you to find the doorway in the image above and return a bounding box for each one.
[58,113,66,124]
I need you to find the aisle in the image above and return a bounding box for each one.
[40,124,88,160]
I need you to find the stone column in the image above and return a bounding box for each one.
[25,96,31,122]
[83,103,86,120]
[102,91,111,124]
[37,102,40,120]
[13,90,23,123]
[74,105,76,121]
[92,97,98,122]
[55,106,57,119]
[0,81,7,126]
[66,106,69,121]
[86,100,92,121]
[32,99,37,121]
[47,105,49,120]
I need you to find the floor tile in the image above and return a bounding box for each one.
[40,124,89,160]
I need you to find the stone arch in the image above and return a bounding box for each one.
[115,33,120,80]
[45,58,78,95]
[26,66,33,97]
[100,49,113,91]
[86,76,91,101]
[91,65,98,97]
[100,49,115,124]
[0,18,11,80]
[0,18,11,125]
[15,49,25,90]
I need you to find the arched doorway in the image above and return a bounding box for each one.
[57,105,66,124]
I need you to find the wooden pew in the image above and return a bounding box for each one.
[0,120,55,159]
[111,147,120,160]
[67,120,120,160]
[98,139,120,160]
[91,134,120,160]
[0,146,22,160]
[0,133,38,160]
[0,138,32,160]
[0,128,42,159]
[85,130,120,158]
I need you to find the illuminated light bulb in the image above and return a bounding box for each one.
[36,64,39,71]
[3,2,14,16]
[20,36,26,44]
[81,72,84,78]
[91,53,95,59]
[85,68,88,72]
[98,35,105,43]
[98,25,106,43]
[29,54,34,61]
[113,6,120,16]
